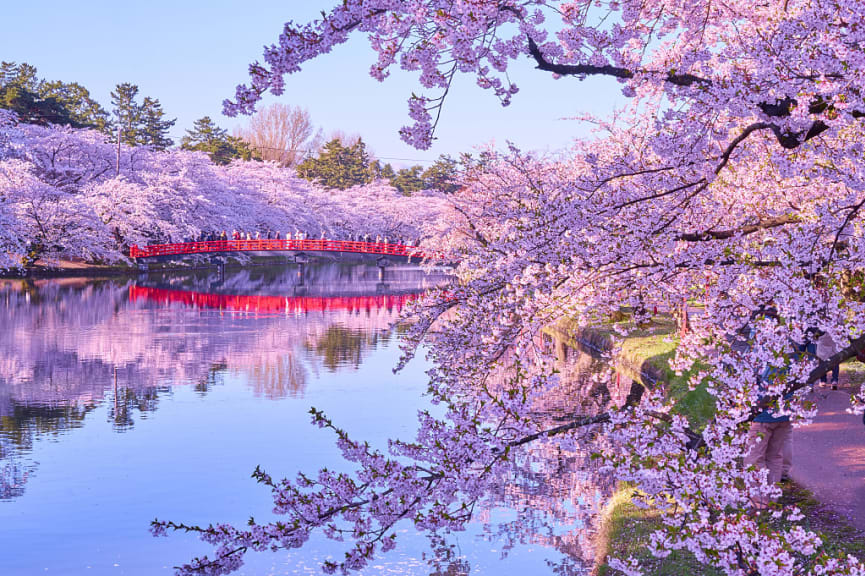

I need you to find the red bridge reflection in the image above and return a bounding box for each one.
[129,285,421,314]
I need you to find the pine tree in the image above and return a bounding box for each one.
[139,97,175,150]
[296,137,374,189]
[40,81,110,132]
[391,165,425,195]
[110,83,142,145]
[367,159,396,182]
[0,62,108,130]
[421,155,460,193]
[379,162,396,182]
[181,116,255,164]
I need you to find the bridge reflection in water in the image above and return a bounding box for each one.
[0,264,617,576]
[128,285,421,314]
[0,263,446,504]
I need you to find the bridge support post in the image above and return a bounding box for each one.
[295,253,309,286]
[376,256,391,282]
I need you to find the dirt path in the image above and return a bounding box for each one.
[792,386,865,532]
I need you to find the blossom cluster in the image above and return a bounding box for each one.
[0,117,452,269]
[161,1,865,575]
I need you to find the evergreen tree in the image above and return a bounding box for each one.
[421,155,460,193]
[0,62,109,130]
[110,83,143,145]
[296,138,374,189]
[367,160,396,182]
[181,116,255,164]
[139,97,175,150]
[391,165,425,195]
[40,80,110,131]
[379,162,396,182]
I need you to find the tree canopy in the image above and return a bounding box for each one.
[181,116,255,164]
[296,137,372,189]
[163,2,865,576]
[0,62,109,130]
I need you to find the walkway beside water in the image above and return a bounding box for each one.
[792,386,865,531]
[547,316,865,536]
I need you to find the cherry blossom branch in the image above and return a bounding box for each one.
[526,36,707,87]
[677,215,801,242]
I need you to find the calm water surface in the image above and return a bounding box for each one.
[0,264,609,575]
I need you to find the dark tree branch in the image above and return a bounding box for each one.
[525,37,863,150]
[507,413,611,448]
[677,214,800,242]
[526,37,706,86]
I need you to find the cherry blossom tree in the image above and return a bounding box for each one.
[148,2,865,575]
[0,117,451,269]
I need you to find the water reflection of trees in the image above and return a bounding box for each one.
[0,264,441,500]
[306,326,393,372]
[424,334,621,575]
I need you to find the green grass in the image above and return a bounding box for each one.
[841,360,865,388]
[595,482,864,576]
[568,315,718,430]
[594,486,720,576]
[562,314,864,575]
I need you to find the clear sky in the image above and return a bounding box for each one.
[1,1,624,165]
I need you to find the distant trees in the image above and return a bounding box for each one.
[0,62,109,130]
[109,83,176,150]
[296,137,372,189]
[0,61,464,191]
[181,116,255,164]
[421,155,460,194]
[297,136,462,194]
[234,103,321,167]
[0,118,451,268]
[390,165,425,195]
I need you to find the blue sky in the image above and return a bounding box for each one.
[1,1,623,164]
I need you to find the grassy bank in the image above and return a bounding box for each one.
[594,482,865,575]
[548,315,716,428]
[548,315,865,574]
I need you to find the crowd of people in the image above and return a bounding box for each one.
[180,230,422,247]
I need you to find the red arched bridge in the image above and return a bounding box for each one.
[129,239,441,260]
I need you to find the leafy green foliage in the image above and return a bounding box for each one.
[391,165,425,195]
[421,155,460,193]
[110,83,176,149]
[181,116,256,164]
[296,138,373,189]
[0,62,109,130]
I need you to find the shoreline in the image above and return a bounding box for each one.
[546,317,865,574]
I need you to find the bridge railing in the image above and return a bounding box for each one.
[129,239,441,260]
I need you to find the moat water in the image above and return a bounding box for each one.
[0,264,613,575]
